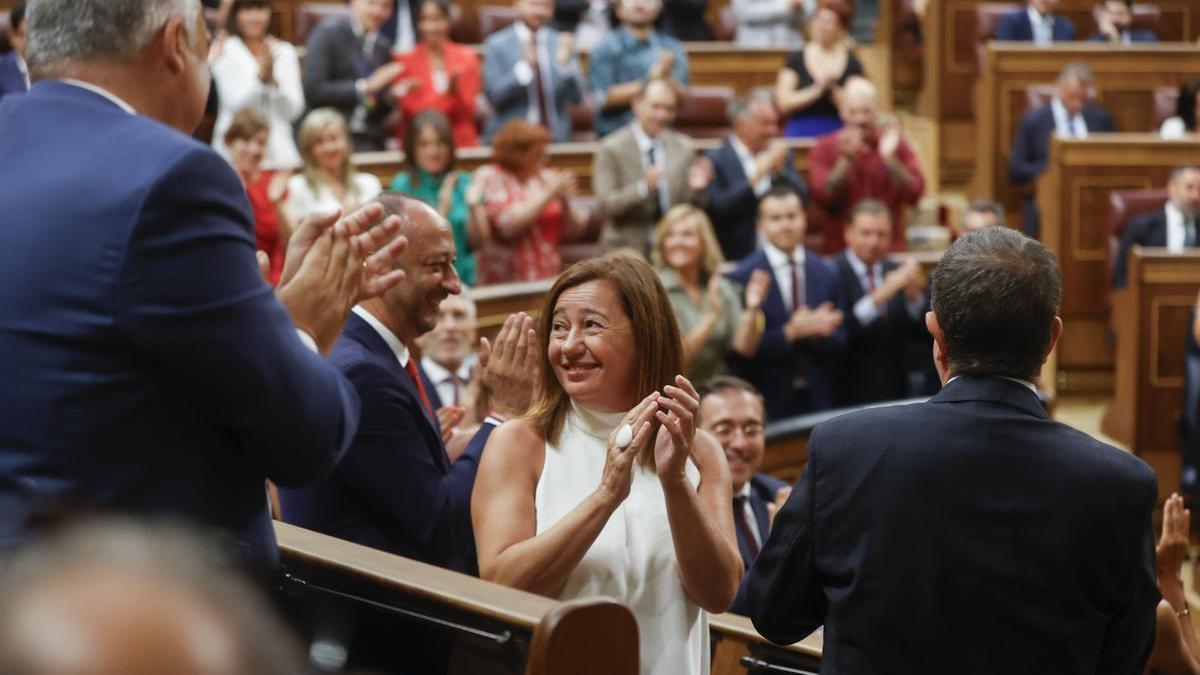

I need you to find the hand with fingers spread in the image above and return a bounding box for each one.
[654,375,701,483]
[1157,492,1192,612]
[479,312,540,418]
[596,392,660,507]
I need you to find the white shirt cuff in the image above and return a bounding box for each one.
[853,294,880,326]
[296,328,319,353]
[514,60,534,86]
[355,78,367,99]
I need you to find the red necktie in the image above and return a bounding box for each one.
[733,496,761,559]
[866,264,876,292]
[404,358,434,417]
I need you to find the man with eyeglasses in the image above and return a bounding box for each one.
[697,375,789,615]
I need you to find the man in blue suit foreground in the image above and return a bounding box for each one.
[727,185,845,419]
[1009,61,1116,236]
[0,0,407,568]
[281,193,539,575]
[748,227,1160,674]
[994,0,1075,43]
[697,376,789,616]
[0,3,28,100]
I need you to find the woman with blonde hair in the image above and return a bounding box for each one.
[653,205,770,384]
[285,108,382,223]
[472,254,742,675]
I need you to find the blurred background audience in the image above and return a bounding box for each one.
[287,108,384,223]
[392,0,481,148]
[775,1,861,138]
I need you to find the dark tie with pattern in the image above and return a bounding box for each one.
[733,495,761,559]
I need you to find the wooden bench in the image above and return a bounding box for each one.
[973,43,1200,224]
[917,0,1200,186]
[1102,248,1200,499]
[1035,134,1200,391]
[276,521,824,675]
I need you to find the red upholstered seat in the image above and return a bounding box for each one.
[676,86,735,139]
[1106,188,1168,290]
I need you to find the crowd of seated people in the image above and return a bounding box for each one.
[774,0,861,138]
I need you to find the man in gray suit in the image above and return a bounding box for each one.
[593,77,713,256]
[303,0,402,151]
[482,0,585,143]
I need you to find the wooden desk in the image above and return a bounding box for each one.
[1101,249,1200,498]
[276,521,639,674]
[974,44,1200,221]
[277,522,823,675]
[1036,135,1200,390]
[918,1,1200,185]
[354,138,815,194]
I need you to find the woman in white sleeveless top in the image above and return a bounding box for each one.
[472,255,743,675]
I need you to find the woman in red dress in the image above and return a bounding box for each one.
[224,108,290,285]
[392,0,481,148]
[468,120,585,284]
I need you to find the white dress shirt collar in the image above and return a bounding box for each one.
[948,374,1039,395]
[842,248,878,285]
[1165,201,1194,252]
[1050,96,1088,140]
[352,305,410,367]
[1026,5,1055,44]
[631,121,661,154]
[763,240,804,310]
[57,79,136,114]
[513,21,548,43]
[762,240,804,268]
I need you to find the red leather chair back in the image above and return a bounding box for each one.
[294,3,352,46]
[1106,188,1168,286]
[0,11,12,54]
[675,86,735,139]
[569,99,596,143]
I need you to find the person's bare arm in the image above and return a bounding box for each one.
[775,68,828,116]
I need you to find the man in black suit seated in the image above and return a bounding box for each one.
[697,376,789,615]
[1009,61,1116,237]
[747,226,1160,674]
[302,0,402,150]
[1087,0,1157,43]
[831,200,928,406]
[1113,165,1200,288]
[706,90,810,261]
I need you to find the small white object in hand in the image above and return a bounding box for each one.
[615,423,634,449]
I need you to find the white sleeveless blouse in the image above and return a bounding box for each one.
[535,402,708,675]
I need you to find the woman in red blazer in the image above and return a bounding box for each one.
[392,0,481,148]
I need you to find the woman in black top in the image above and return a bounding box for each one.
[775,2,863,138]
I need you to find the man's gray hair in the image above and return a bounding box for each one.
[727,87,775,124]
[1056,60,1095,86]
[25,0,200,77]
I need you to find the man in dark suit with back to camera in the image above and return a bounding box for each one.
[303,0,402,150]
[697,376,789,616]
[0,4,28,100]
[707,89,809,262]
[748,227,1160,674]
[831,199,928,406]
[994,0,1075,42]
[0,0,407,568]
[280,193,539,575]
[1009,61,1116,236]
[727,185,844,419]
[1113,165,1200,288]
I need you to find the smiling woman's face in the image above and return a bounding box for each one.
[548,279,641,412]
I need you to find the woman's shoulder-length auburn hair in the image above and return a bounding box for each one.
[528,253,685,468]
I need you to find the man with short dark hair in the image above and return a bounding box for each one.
[727,185,844,418]
[706,89,809,261]
[831,199,927,405]
[697,376,788,616]
[303,0,402,150]
[1009,61,1116,236]
[1113,165,1200,288]
[593,77,712,256]
[957,199,1005,235]
[748,226,1159,674]
[1088,0,1157,43]
[0,3,28,100]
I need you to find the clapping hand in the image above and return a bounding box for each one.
[1157,492,1191,612]
[366,62,403,96]
[837,126,864,158]
[744,269,771,311]
[687,156,714,192]
[597,392,660,506]
[649,51,676,79]
[705,273,726,317]
[478,312,540,418]
[654,376,701,483]
[878,116,901,160]
[785,301,843,341]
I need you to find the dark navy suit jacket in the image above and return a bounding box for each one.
[279,313,491,575]
[747,376,1160,674]
[994,8,1076,41]
[831,254,928,406]
[729,473,789,615]
[1009,103,1116,235]
[0,52,27,101]
[727,249,845,419]
[1112,208,1169,288]
[706,139,810,261]
[0,81,360,568]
